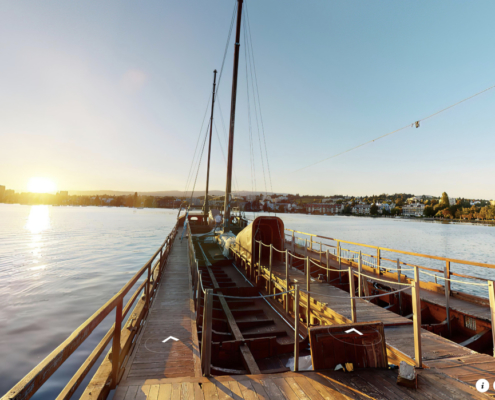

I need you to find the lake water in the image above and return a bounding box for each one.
[1,205,494,397]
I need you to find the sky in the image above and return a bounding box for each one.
[1,1,494,199]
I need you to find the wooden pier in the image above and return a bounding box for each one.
[228,233,495,395]
[118,228,201,383]
[112,369,486,400]
[3,219,493,400]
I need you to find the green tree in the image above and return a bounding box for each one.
[424,205,435,217]
[370,203,378,216]
[133,192,138,207]
[440,192,450,207]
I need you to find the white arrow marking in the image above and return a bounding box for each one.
[162,336,179,343]
[345,328,363,336]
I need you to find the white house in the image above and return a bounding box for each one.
[403,203,425,217]
[352,204,370,215]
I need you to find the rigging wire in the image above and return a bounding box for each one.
[183,95,211,196]
[245,2,273,194]
[243,13,258,200]
[294,82,495,173]
[186,1,236,202]
[188,121,211,205]
[213,120,241,197]
[243,11,265,198]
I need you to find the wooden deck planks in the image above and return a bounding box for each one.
[258,250,495,393]
[119,228,198,385]
[111,369,489,399]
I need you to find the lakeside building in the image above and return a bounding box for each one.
[376,203,395,214]
[306,203,343,214]
[403,203,425,217]
[352,204,371,215]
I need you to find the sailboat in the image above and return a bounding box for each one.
[183,0,305,375]
[5,1,494,398]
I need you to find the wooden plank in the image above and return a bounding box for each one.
[259,379,285,400]
[158,384,172,400]
[181,382,194,400]
[149,385,160,400]
[171,382,182,400]
[203,382,220,400]
[251,380,270,400]
[113,386,129,400]
[123,386,139,400]
[292,377,325,400]
[206,266,260,375]
[228,381,245,399]
[215,380,234,400]
[194,383,205,400]
[237,380,259,400]
[135,385,151,400]
[284,377,311,399]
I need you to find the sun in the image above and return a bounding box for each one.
[27,177,57,193]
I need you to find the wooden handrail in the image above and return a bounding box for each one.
[285,228,495,278]
[2,221,180,400]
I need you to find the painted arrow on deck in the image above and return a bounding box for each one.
[162,336,179,343]
[345,328,363,336]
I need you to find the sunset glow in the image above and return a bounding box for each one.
[27,177,57,194]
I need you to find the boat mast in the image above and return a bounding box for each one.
[203,69,217,220]
[223,0,243,231]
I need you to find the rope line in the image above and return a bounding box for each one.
[420,270,489,287]
[354,271,413,286]
[301,286,411,300]
[211,290,294,299]
[294,82,495,172]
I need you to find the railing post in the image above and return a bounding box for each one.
[310,236,313,252]
[292,233,295,269]
[258,241,262,283]
[445,260,451,336]
[294,284,300,372]
[196,272,202,312]
[338,242,342,285]
[111,298,123,388]
[488,281,495,357]
[412,266,422,368]
[305,238,308,257]
[348,268,356,323]
[397,259,402,316]
[358,251,363,297]
[201,289,213,376]
[326,249,330,283]
[145,264,151,310]
[269,244,273,294]
[376,248,380,269]
[285,250,290,313]
[319,241,322,263]
[306,256,311,328]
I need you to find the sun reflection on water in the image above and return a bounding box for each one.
[25,205,51,234]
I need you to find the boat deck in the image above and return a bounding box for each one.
[265,250,495,394]
[120,228,201,383]
[303,244,492,322]
[110,228,494,398]
[112,369,487,400]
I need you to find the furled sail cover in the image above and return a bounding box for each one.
[235,216,285,264]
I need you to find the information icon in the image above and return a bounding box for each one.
[476,379,489,393]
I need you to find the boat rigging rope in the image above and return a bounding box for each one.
[420,270,489,287]
[300,286,411,300]
[211,289,294,299]
[245,2,273,194]
[185,1,237,201]
[294,82,495,172]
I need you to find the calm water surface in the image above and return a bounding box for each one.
[1,205,494,397]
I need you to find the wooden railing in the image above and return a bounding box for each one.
[230,239,422,367]
[284,228,494,292]
[2,221,180,400]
